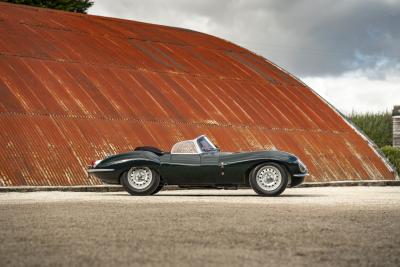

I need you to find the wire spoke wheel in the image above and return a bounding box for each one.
[127,167,153,190]
[122,166,161,196]
[250,163,288,196]
[256,166,282,191]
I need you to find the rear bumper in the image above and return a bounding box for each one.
[87,168,121,185]
[87,169,115,174]
[87,168,115,173]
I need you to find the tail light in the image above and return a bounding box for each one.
[90,160,102,168]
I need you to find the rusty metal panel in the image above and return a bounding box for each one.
[0,2,396,186]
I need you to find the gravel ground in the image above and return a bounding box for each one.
[0,187,399,267]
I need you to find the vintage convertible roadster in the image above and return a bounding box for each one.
[87,135,308,196]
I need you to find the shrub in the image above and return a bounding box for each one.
[381,146,400,173]
[348,111,392,148]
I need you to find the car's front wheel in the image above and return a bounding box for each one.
[121,166,160,196]
[249,163,288,196]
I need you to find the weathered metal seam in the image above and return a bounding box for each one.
[0,52,267,83]
[0,111,351,135]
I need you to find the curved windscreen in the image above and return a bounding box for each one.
[170,135,218,154]
[171,140,198,154]
[196,136,218,153]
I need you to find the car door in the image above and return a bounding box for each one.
[161,153,219,185]
[199,152,221,184]
[217,152,248,184]
[161,153,201,184]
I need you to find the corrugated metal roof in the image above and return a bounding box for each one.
[0,2,396,186]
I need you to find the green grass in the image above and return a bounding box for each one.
[348,111,393,148]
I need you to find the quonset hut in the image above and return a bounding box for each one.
[0,3,396,186]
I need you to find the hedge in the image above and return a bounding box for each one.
[381,146,400,173]
[348,112,392,148]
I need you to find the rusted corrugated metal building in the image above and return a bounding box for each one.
[0,3,396,186]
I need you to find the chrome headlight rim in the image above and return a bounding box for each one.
[297,159,307,173]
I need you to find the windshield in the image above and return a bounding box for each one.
[196,136,218,153]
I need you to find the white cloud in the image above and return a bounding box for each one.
[302,69,400,114]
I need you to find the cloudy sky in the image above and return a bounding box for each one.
[89,0,399,114]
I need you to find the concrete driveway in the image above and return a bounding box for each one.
[0,187,399,266]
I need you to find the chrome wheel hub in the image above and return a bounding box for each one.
[256,166,282,191]
[127,167,152,189]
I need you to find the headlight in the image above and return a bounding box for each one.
[298,159,307,173]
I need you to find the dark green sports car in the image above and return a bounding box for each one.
[87,135,308,196]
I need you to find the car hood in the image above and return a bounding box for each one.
[220,150,298,163]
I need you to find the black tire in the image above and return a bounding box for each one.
[121,166,160,196]
[249,162,288,196]
[151,184,164,195]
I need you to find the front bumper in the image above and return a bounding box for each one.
[289,160,309,187]
[293,173,308,177]
[290,175,305,187]
[290,165,309,187]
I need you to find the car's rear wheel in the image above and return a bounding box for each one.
[151,183,164,195]
[249,163,288,196]
[121,166,160,196]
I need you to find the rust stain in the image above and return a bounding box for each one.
[0,2,396,186]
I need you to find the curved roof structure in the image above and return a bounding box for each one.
[0,3,396,186]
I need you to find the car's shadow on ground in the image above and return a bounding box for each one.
[155,194,324,197]
[108,193,324,198]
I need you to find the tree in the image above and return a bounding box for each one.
[1,0,94,13]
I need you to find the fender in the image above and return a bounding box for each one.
[97,151,161,174]
[220,150,301,185]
